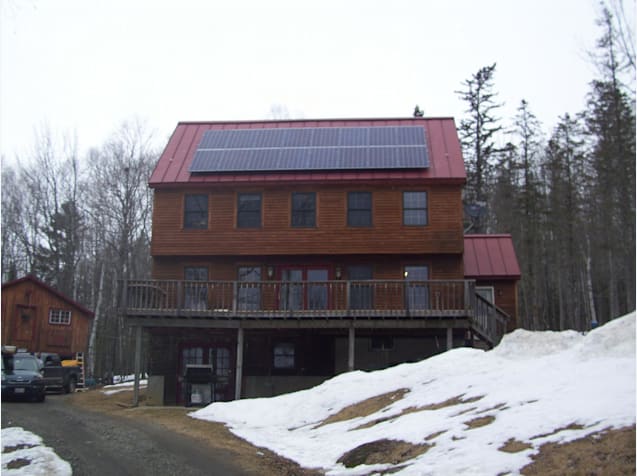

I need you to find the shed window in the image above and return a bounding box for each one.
[237,193,262,228]
[291,192,316,227]
[49,309,71,325]
[403,191,428,226]
[348,192,372,227]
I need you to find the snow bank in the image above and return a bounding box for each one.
[191,313,636,475]
[1,427,72,476]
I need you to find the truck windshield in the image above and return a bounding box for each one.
[13,357,41,372]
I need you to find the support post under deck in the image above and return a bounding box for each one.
[348,327,355,371]
[235,327,244,400]
[133,325,142,407]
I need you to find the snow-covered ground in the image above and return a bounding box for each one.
[192,312,636,475]
[101,379,148,396]
[1,427,71,476]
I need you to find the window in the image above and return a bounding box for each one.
[273,343,295,369]
[348,265,373,310]
[348,191,372,227]
[404,265,429,310]
[181,347,204,374]
[238,267,261,311]
[237,193,262,228]
[184,267,208,310]
[371,336,394,351]
[291,192,316,227]
[280,268,329,311]
[49,309,71,325]
[476,286,495,304]
[184,194,208,229]
[403,191,428,226]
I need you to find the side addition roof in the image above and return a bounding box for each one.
[149,117,466,187]
[463,235,521,280]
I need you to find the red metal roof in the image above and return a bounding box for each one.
[463,235,521,280]
[149,117,466,187]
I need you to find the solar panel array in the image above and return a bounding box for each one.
[189,126,429,173]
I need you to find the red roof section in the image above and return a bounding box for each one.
[2,275,95,317]
[149,117,466,187]
[464,235,521,280]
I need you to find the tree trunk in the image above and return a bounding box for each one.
[88,263,105,377]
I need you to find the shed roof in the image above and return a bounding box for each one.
[149,117,466,187]
[464,235,521,280]
[2,275,95,317]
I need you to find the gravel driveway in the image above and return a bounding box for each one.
[1,393,256,476]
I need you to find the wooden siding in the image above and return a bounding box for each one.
[151,184,463,257]
[1,280,92,357]
[151,255,464,281]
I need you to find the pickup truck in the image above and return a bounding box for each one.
[38,353,82,393]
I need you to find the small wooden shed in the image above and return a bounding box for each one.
[1,275,94,359]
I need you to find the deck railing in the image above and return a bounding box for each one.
[120,279,509,345]
[122,279,473,318]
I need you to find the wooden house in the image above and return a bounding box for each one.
[121,117,520,405]
[1,275,94,359]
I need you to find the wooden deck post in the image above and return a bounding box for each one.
[446,327,453,350]
[133,325,142,407]
[235,327,244,400]
[348,327,355,371]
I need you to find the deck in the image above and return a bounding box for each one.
[120,279,509,346]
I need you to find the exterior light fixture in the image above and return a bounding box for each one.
[335,266,342,280]
[267,266,274,279]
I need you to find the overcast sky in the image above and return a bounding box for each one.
[0,0,618,161]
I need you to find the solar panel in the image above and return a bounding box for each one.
[189,126,429,173]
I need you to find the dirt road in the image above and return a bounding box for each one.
[2,393,258,476]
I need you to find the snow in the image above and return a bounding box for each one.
[1,427,71,476]
[101,379,148,396]
[191,312,636,475]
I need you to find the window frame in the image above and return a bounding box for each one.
[347,191,372,227]
[403,191,428,226]
[48,309,72,326]
[237,193,262,228]
[273,342,295,370]
[291,192,317,228]
[404,265,430,310]
[237,266,262,311]
[184,266,209,310]
[184,194,209,229]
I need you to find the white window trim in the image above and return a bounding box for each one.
[49,309,72,325]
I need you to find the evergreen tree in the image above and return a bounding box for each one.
[34,200,83,297]
[456,63,503,233]
[585,5,636,320]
